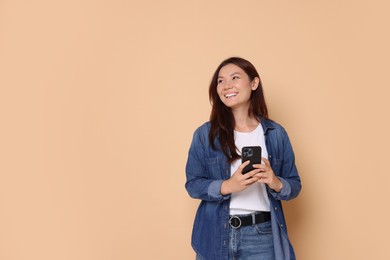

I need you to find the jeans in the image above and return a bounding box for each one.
[196,220,275,260]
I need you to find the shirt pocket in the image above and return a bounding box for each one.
[206,157,222,180]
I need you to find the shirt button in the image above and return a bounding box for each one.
[224,223,227,229]
[274,207,278,211]
[280,224,284,228]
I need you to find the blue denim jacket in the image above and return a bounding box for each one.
[185,118,301,260]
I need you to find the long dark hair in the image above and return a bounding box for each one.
[209,57,269,163]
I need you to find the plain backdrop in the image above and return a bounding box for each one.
[1,0,390,259]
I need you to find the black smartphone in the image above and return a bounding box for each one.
[241,146,262,174]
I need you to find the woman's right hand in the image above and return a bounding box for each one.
[220,160,261,195]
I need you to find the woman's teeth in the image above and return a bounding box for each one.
[225,93,237,98]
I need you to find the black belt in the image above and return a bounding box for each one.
[229,211,271,229]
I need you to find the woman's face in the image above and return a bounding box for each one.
[216,63,259,110]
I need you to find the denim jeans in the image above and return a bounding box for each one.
[196,220,275,260]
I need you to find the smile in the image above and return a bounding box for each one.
[225,93,237,98]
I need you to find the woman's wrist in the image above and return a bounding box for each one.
[220,180,231,195]
[269,178,283,192]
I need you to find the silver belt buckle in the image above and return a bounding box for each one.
[229,215,242,229]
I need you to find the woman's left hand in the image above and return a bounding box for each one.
[253,157,283,192]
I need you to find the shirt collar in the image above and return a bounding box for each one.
[260,117,275,135]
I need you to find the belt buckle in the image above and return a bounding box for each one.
[229,215,242,229]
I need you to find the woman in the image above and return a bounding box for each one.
[185,57,301,260]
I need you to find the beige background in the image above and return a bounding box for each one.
[1,0,389,259]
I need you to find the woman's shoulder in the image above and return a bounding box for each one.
[191,121,211,140]
[194,121,211,133]
[261,118,293,145]
[260,117,286,132]
[188,121,213,148]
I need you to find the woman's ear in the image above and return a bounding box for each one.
[251,77,260,90]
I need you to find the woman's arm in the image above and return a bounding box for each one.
[185,128,230,202]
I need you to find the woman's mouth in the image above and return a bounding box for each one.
[225,93,237,98]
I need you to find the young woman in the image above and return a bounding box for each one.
[185,57,301,260]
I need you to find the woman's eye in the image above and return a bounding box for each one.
[217,80,223,84]
[232,76,240,80]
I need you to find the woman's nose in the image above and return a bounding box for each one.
[223,81,233,89]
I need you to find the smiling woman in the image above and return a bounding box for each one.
[217,64,260,111]
[209,57,269,164]
[185,57,302,260]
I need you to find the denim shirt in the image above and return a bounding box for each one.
[185,118,301,260]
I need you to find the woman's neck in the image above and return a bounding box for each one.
[232,109,259,132]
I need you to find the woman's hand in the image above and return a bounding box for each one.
[253,157,283,192]
[220,160,261,195]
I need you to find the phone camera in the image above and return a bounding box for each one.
[242,147,253,157]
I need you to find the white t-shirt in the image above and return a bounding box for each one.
[229,123,271,215]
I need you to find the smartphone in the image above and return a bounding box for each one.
[241,146,262,174]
